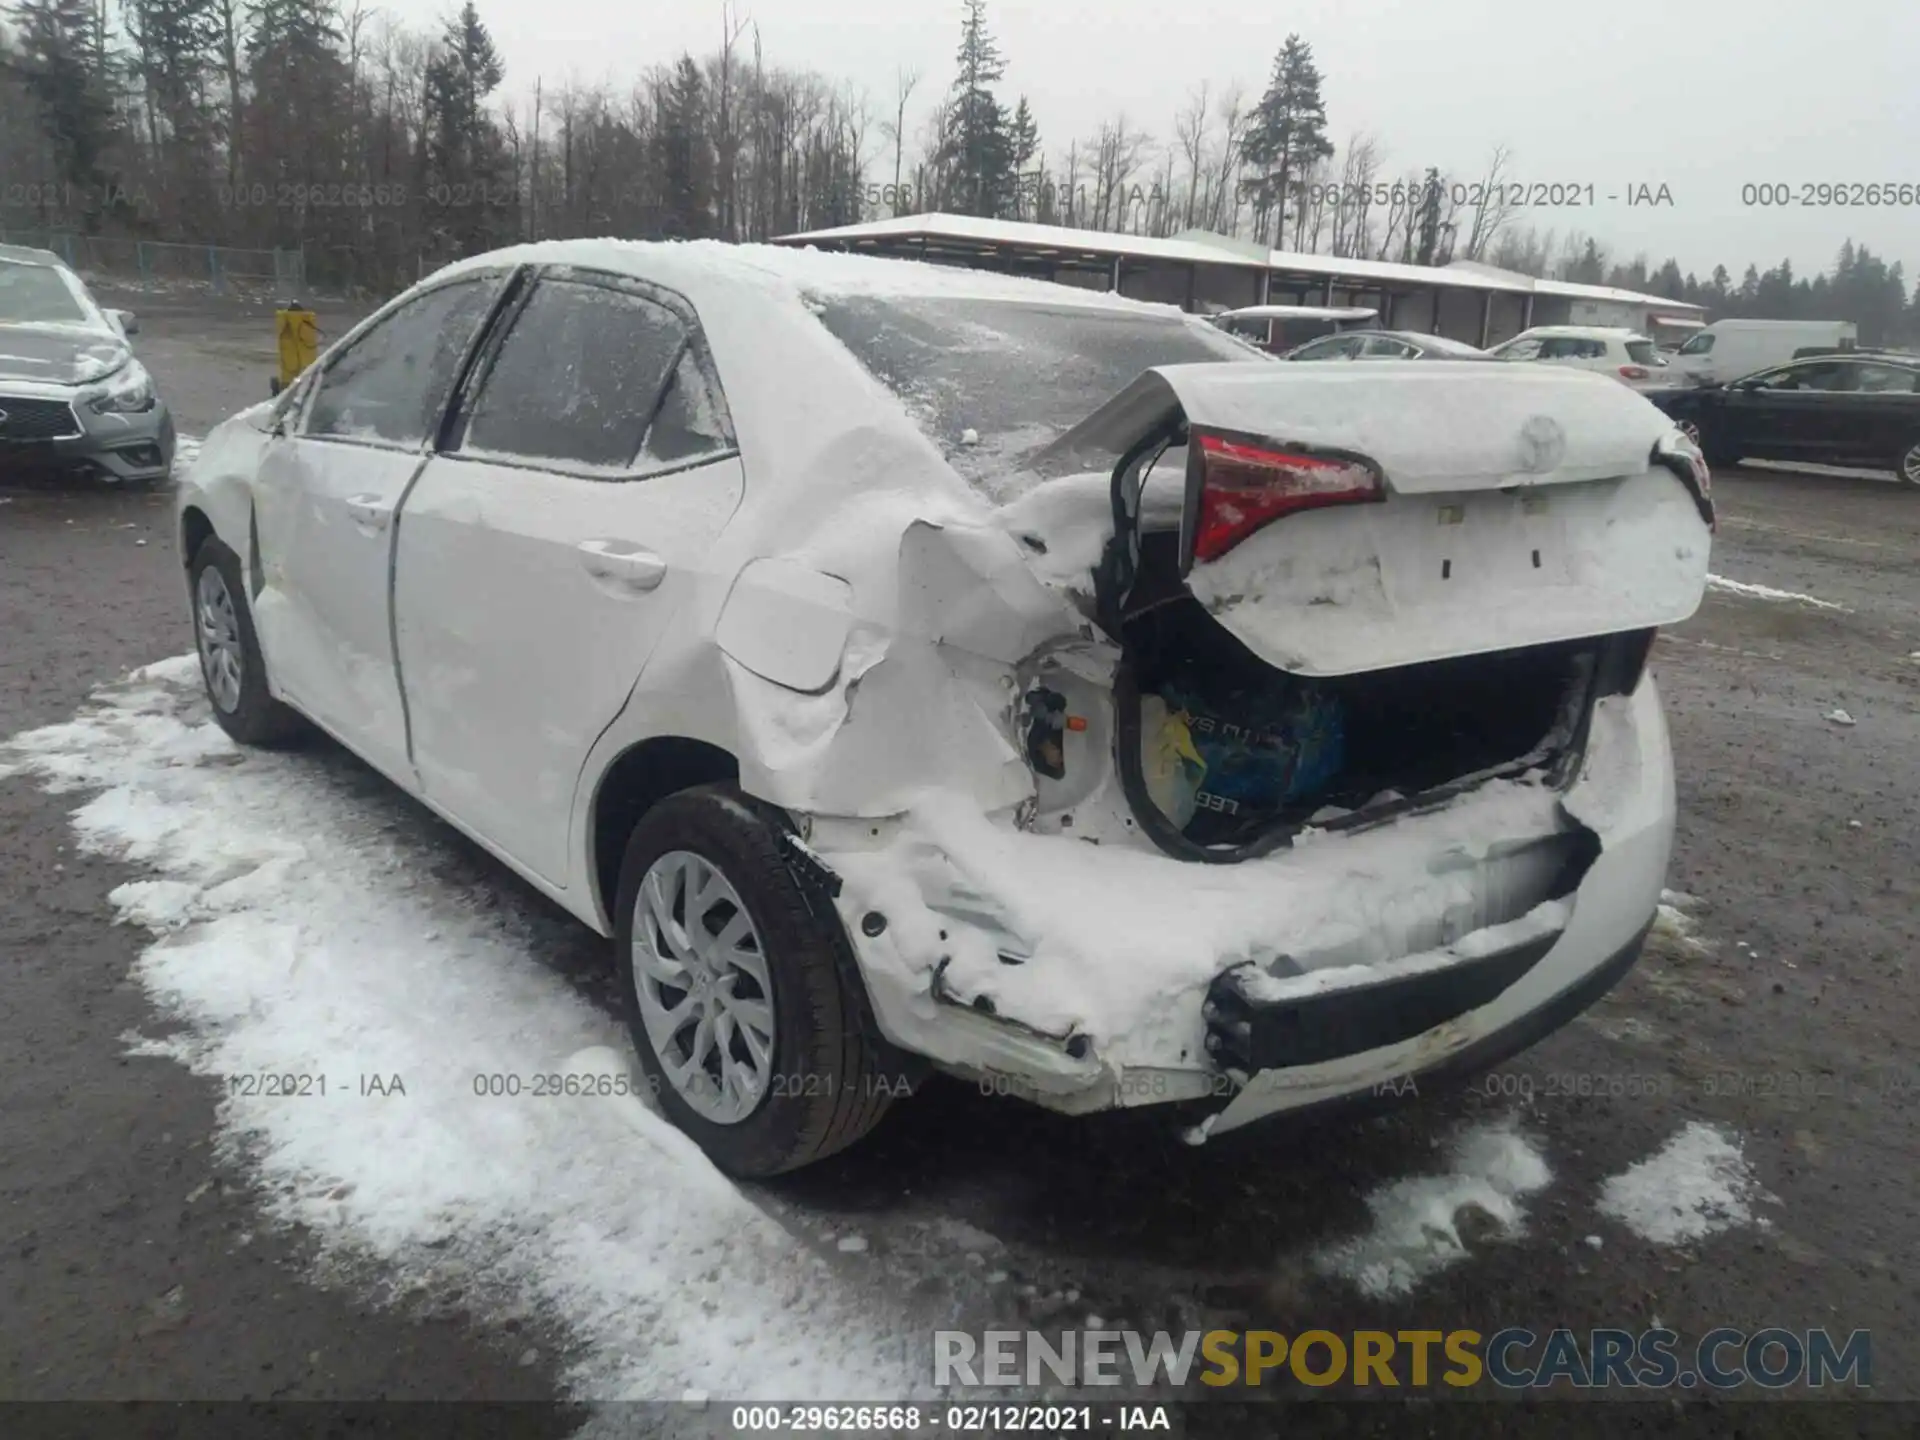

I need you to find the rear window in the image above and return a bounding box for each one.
[811,295,1264,495]
[1625,340,1659,365]
[0,260,89,325]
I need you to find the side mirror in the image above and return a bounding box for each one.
[110,309,139,335]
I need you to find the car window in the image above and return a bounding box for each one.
[1749,361,1855,392]
[0,259,91,325]
[639,348,736,467]
[1677,332,1714,356]
[1495,337,1542,361]
[1853,362,1919,394]
[1288,334,1357,361]
[1625,340,1659,365]
[1537,336,1605,360]
[460,277,687,471]
[811,294,1262,493]
[307,277,499,446]
[1361,336,1417,358]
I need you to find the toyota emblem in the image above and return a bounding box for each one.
[1517,415,1567,474]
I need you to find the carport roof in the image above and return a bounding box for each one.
[776,213,1536,295]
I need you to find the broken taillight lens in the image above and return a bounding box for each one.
[1189,432,1384,563]
[1652,428,1715,531]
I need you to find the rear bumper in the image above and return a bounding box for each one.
[0,399,175,482]
[820,671,1676,1127]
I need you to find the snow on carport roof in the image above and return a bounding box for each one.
[777,212,1541,295]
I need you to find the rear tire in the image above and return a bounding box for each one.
[187,536,306,747]
[1897,436,1920,487]
[614,785,904,1177]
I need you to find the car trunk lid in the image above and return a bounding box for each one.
[1026,359,1712,677]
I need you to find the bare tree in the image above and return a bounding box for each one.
[1172,81,1209,231]
[1459,143,1520,262]
[877,65,920,215]
[1205,84,1248,236]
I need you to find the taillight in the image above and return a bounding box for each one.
[1619,365,1651,380]
[1189,432,1384,563]
[1652,429,1715,531]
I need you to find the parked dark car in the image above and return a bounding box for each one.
[1646,353,1920,484]
[1281,328,1488,361]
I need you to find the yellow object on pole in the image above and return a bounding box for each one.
[272,303,319,395]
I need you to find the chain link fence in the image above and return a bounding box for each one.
[0,230,307,297]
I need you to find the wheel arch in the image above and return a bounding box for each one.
[588,736,742,931]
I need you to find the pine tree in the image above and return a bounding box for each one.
[1242,33,1332,249]
[422,1,508,253]
[1414,165,1442,265]
[655,53,710,237]
[940,0,1013,217]
[10,0,119,216]
[1005,93,1037,216]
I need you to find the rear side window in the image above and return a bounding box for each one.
[1625,340,1659,365]
[640,349,735,466]
[307,277,498,446]
[1537,336,1606,360]
[459,277,687,471]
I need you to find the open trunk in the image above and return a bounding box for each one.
[1108,529,1646,861]
[1016,361,1708,863]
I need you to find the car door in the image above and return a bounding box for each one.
[391,267,745,887]
[1717,359,1853,461]
[250,272,507,781]
[1844,360,1920,467]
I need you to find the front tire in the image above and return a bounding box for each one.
[615,785,902,1177]
[188,536,306,746]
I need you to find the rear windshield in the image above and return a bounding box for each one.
[1626,340,1659,365]
[0,260,89,325]
[812,295,1264,494]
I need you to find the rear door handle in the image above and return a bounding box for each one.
[577,539,667,592]
[344,494,392,531]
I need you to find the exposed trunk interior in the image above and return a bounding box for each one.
[1114,532,1604,859]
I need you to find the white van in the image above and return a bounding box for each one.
[1669,319,1858,386]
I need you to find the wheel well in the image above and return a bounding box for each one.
[591,737,740,922]
[181,506,213,565]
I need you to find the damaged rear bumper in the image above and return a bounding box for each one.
[804,671,1676,1132]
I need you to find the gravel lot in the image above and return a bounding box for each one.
[3,291,1915,1431]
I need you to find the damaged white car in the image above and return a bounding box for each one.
[174,240,1715,1176]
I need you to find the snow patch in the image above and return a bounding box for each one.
[0,665,913,1401]
[1311,1119,1552,1298]
[1706,574,1844,610]
[1597,1122,1774,1246]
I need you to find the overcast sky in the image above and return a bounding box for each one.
[392,0,1917,282]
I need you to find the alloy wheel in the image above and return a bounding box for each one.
[1901,442,1920,486]
[195,565,244,713]
[630,850,776,1125]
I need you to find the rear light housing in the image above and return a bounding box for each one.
[1619,365,1651,380]
[1182,429,1385,568]
[1652,427,1715,531]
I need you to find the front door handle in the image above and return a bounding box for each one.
[577,539,667,592]
[344,494,392,531]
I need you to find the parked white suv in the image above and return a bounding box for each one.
[1492,326,1676,391]
[175,240,1713,1176]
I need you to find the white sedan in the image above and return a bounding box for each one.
[1490,325,1680,392]
[176,240,1713,1175]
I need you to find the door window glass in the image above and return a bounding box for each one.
[461,278,687,470]
[307,278,498,446]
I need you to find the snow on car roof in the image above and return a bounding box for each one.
[428,237,1199,318]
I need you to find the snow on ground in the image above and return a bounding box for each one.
[1309,1119,1552,1298]
[1596,1122,1775,1246]
[173,433,202,472]
[1706,574,1845,610]
[0,663,916,1402]
[1650,888,1713,959]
